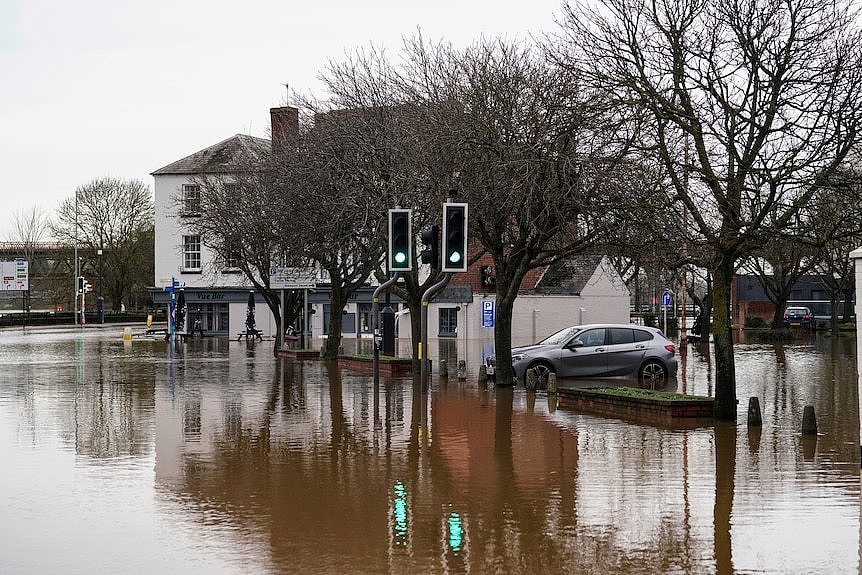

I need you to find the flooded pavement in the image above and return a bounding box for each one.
[0,327,858,574]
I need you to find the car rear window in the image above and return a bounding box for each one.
[609,328,634,344]
[633,329,653,342]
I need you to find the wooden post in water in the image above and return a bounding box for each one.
[478,365,487,386]
[439,359,448,378]
[747,397,762,427]
[526,368,537,392]
[547,372,557,394]
[802,405,818,436]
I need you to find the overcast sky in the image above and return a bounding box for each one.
[0,0,564,238]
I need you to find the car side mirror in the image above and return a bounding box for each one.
[568,339,584,348]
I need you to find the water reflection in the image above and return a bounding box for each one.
[0,328,858,573]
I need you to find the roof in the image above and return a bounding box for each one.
[533,254,604,295]
[151,134,270,175]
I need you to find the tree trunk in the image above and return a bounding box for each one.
[830,296,840,334]
[711,257,737,421]
[260,289,282,356]
[770,303,786,330]
[324,288,348,359]
[493,295,516,386]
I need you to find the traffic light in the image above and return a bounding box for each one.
[420,225,439,268]
[441,203,468,272]
[77,276,85,293]
[388,209,412,271]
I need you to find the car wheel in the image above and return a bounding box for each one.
[528,362,555,386]
[639,360,666,384]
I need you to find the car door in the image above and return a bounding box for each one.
[559,328,607,377]
[604,327,647,376]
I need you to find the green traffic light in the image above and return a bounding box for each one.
[448,251,461,263]
[394,252,407,265]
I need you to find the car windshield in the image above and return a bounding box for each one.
[538,326,582,346]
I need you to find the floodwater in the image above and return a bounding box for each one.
[0,327,858,574]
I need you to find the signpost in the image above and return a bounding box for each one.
[1,260,28,291]
[2,260,29,330]
[163,277,185,340]
[662,289,671,334]
[482,300,495,328]
[269,267,317,290]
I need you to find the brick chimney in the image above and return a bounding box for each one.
[270,106,299,153]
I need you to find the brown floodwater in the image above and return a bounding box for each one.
[0,327,858,574]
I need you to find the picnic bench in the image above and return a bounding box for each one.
[237,329,263,342]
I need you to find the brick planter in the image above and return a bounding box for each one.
[337,356,417,377]
[279,349,320,360]
[557,387,715,427]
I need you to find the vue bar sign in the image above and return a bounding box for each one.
[1,260,28,291]
[482,300,494,328]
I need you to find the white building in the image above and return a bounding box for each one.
[149,108,299,338]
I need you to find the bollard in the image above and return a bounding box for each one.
[802,405,818,436]
[457,360,467,381]
[123,327,133,342]
[478,365,487,386]
[547,372,557,394]
[526,368,537,392]
[439,359,448,378]
[747,397,762,427]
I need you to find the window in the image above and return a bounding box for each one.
[577,328,606,347]
[633,329,653,343]
[438,308,458,337]
[182,184,201,215]
[182,235,201,271]
[609,328,634,344]
[223,241,241,270]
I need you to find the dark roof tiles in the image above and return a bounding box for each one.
[151,134,270,175]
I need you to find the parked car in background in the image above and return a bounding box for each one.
[504,324,678,385]
[783,306,813,328]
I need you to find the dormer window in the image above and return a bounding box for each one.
[181,184,201,215]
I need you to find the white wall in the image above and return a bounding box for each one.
[153,173,251,289]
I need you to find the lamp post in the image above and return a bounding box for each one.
[73,190,79,325]
[97,248,104,324]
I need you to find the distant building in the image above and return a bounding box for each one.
[733,274,855,324]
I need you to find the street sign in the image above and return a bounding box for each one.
[662,290,671,308]
[270,267,318,290]
[1,260,28,291]
[481,300,494,328]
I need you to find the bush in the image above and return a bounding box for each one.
[642,312,657,327]
[744,315,769,329]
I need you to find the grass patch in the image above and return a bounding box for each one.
[586,387,712,402]
[346,353,409,362]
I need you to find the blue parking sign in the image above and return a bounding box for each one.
[662,291,671,307]
[482,300,494,328]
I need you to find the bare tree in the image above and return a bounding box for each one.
[411,38,639,385]
[742,238,816,328]
[54,177,154,311]
[558,0,862,419]
[189,165,303,355]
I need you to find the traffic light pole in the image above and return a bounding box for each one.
[420,273,451,392]
[372,273,400,386]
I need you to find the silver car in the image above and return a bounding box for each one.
[510,323,678,383]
